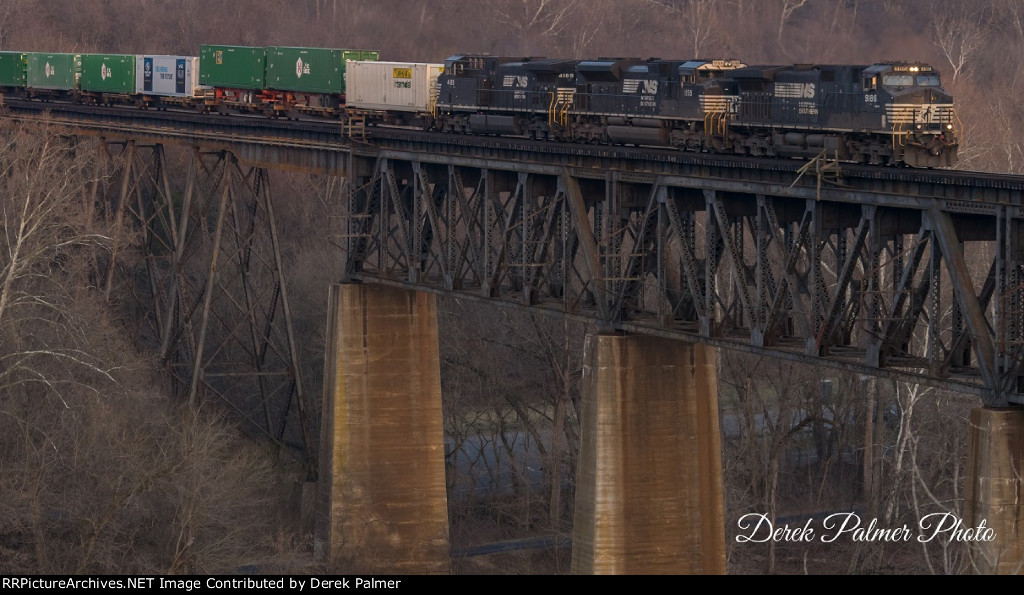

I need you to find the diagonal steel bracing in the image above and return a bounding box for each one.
[92,142,314,475]
[343,153,1024,406]
[78,125,1024,422]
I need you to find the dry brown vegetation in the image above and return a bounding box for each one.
[0,123,304,574]
[0,0,1019,576]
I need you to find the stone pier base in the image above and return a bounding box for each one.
[965,407,1024,575]
[316,283,450,574]
[571,333,725,574]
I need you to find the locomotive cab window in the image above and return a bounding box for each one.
[916,75,940,86]
[863,75,876,91]
[883,74,913,87]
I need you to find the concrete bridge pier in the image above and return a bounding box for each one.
[571,333,726,574]
[964,408,1024,574]
[316,283,450,574]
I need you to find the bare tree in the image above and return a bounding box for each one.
[931,3,991,85]
[0,122,297,575]
[0,122,122,402]
[491,0,583,49]
[776,0,811,45]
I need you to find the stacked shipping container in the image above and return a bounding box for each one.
[199,45,267,90]
[0,52,27,88]
[26,53,80,90]
[347,61,444,112]
[79,54,136,94]
[136,55,199,97]
[266,47,379,94]
[12,46,442,115]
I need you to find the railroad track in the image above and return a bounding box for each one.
[4,95,1024,202]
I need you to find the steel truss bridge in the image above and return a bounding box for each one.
[5,98,1024,476]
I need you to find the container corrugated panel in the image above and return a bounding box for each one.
[199,45,266,90]
[347,61,444,112]
[80,54,136,93]
[341,50,380,63]
[0,52,27,87]
[341,50,379,93]
[267,47,343,94]
[136,55,198,97]
[266,47,379,94]
[26,53,80,90]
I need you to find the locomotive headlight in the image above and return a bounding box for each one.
[947,124,954,130]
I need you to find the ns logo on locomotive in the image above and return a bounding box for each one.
[0,46,960,168]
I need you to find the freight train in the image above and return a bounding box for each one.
[0,46,961,168]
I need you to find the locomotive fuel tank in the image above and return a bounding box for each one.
[468,114,521,134]
[606,125,668,145]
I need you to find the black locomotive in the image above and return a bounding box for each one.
[434,55,959,168]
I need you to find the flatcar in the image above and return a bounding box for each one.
[196,45,379,117]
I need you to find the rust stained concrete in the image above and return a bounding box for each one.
[965,408,1024,575]
[320,283,450,574]
[572,333,725,574]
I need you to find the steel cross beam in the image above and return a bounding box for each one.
[342,151,1024,407]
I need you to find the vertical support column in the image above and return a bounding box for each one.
[571,334,725,574]
[704,193,721,337]
[964,407,1024,575]
[317,283,450,574]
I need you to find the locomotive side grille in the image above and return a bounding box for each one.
[885,103,956,125]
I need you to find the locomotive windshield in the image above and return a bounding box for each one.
[883,74,914,87]
[882,74,941,87]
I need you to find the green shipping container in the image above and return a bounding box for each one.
[79,54,135,94]
[0,52,27,87]
[199,45,266,90]
[266,46,379,94]
[26,53,80,90]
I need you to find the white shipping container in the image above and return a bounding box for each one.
[347,61,444,112]
[135,55,200,97]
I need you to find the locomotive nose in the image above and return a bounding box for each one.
[885,86,959,144]
[892,87,953,105]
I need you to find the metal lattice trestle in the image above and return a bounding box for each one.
[94,142,314,477]
[341,154,1024,407]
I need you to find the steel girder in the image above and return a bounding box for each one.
[342,154,1024,407]
[93,141,314,475]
